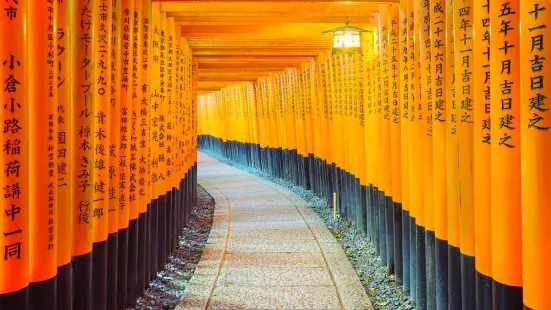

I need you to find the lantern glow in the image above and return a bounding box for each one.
[323,17,367,54]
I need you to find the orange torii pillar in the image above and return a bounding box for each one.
[398,0,411,294]
[372,17,385,262]
[329,54,342,219]
[453,0,476,308]
[406,0,417,299]
[143,0,153,287]
[149,1,161,281]
[117,0,134,308]
[430,0,448,308]
[388,3,403,285]
[412,0,426,304]
[355,52,368,237]
[56,1,74,309]
[320,55,333,204]
[137,0,151,296]
[413,0,427,306]
[325,54,338,214]
[520,1,551,309]
[420,0,436,308]
[446,0,462,308]
[490,0,523,308]
[379,5,394,273]
[339,55,350,223]
[28,1,58,309]
[157,11,169,273]
[164,16,175,276]
[126,2,142,304]
[363,25,375,251]
[0,1,28,308]
[305,63,315,192]
[473,0,492,308]
[108,0,122,307]
[91,0,113,308]
[73,0,95,308]
[126,3,144,305]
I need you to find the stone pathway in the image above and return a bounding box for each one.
[176,153,372,310]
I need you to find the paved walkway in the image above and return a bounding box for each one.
[177,153,372,310]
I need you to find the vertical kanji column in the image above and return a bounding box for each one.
[92,0,112,308]
[521,1,550,309]
[0,0,28,308]
[379,5,394,272]
[56,1,73,309]
[473,0,492,308]
[149,1,160,280]
[355,49,367,235]
[490,0,523,308]
[139,0,151,291]
[413,0,426,306]
[73,0,95,308]
[406,0,417,299]
[118,0,133,307]
[420,0,435,306]
[108,0,121,308]
[322,55,332,203]
[126,0,140,303]
[453,0,476,307]
[28,0,58,308]
[306,61,315,192]
[398,0,410,294]
[372,20,384,261]
[165,16,174,263]
[430,0,448,308]
[157,11,168,271]
[446,0,461,308]
[388,3,402,286]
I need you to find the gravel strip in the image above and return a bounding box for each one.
[200,150,413,310]
[134,185,215,310]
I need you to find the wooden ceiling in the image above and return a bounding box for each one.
[157,1,395,93]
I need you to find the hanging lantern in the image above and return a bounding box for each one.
[323,17,368,55]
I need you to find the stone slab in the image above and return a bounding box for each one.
[208,285,341,310]
[223,252,326,268]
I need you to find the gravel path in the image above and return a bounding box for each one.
[200,150,413,310]
[134,185,215,310]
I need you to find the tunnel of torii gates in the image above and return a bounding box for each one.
[0,0,549,309]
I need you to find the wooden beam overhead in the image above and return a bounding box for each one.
[198,71,272,76]
[187,40,331,46]
[159,2,385,13]
[196,56,313,64]
[156,1,380,93]
[158,0,389,2]
[198,67,286,72]
[175,20,369,26]
[182,33,331,38]
[179,24,341,36]
[193,49,323,56]
[198,81,252,87]
[172,15,374,24]
[198,88,227,91]
[199,76,259,82]
[184,36,332,41]
[169,12,374,18]
[198,63,300,69]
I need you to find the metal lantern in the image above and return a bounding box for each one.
[323,17,368,55]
